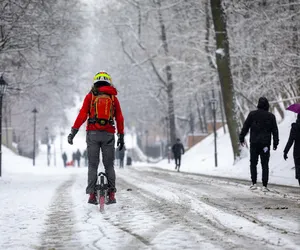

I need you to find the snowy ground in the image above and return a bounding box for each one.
[151,111,300,188]
[1,110,300,249]
[1,143,300,250]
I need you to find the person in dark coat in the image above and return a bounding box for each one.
[239,97,279,191]
[172,138,185,171]
[283,113,300,186]
[72,152,76,167]
[75,149,82,167]
[115,147,120,167]
[62,152,67,168]
[83,149,88,167]
[119,146,126,168]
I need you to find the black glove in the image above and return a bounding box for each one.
[283,152,288,161]
[273,142,278,150]
[117,134,125,151]
[67,128,78,145]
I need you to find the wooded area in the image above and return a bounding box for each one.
[1,0,299,161]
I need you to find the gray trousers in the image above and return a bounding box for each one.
[86,131,116,194]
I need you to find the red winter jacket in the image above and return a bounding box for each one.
[72,86,124,134]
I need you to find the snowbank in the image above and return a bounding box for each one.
[152,112,299,187]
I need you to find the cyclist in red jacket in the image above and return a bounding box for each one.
[67,71,125,205]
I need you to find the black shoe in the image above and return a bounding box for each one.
[106,199,117,205]
[175,165,177,170]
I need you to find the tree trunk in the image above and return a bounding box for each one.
[195,94,205,132]
[202,95,208,133]
[157,1,176,144]
[210,0,240,161]
[290,0,300,101]
[274,103,284,121]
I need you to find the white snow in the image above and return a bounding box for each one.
[216,48,225,57]
[152,111,300,187]
[0,111,299,249]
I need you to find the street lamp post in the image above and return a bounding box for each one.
[0,76,8,177]
[210,98,218,167]
[32,108,38,166]
[145,130,149,163]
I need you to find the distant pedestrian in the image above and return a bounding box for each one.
[119,146,126,168]
[83,149,88,167]
[115,147,120,167]
[172,138,185,171]
[239,97,279,191]
[283,113,300,186]
[62,152,67,168]
[72,152,76,167]
[76,149,82,167]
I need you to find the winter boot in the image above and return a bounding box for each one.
[106,191,116,205]
[88,193,98,205]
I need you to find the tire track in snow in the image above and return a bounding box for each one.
[84,209,106,250]
[114,176,246,250]
[118,169,293,249]
[127,168,300,248]
[38,175,82,250]
[137,168,300,235]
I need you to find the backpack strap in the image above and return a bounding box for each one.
[110,95,115,119]
[89,93,96,116]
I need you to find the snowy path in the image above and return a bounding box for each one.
[1,166,300,250]
[38,175,82,249]
[72,167,300,250]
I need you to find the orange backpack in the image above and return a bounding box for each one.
[89,93,115,125]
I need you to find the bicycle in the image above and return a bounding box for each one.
[95,172,109,212]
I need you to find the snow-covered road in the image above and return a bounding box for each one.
[1,166,300,250]
[73,167,300,250]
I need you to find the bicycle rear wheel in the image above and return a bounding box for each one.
[99,195,105,212]
[99,174,105,212]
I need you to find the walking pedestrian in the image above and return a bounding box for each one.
[115,147,120,167]
[119,145,126,168]
[239,97,279,191]
[76,149,82,167]
[172,138,185,171]
[62,152,67,168]
[283,113,300,186]
[83,149,88,167]
[67,71,125,205]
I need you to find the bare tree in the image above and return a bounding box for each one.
[210,0,240,160]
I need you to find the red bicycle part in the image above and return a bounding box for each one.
[99,195,105,212]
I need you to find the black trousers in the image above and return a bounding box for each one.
[174,155,181,167]
[250,143,270,186]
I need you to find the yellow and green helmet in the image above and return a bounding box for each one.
[93,71,112,85]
